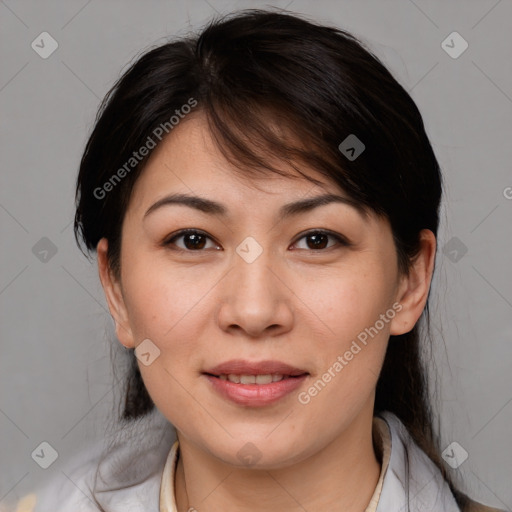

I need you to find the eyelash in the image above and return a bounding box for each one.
[162,228,351,253]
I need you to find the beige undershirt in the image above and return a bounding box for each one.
[159,416,392,512]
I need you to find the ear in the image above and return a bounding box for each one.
[390,229,437,336]
[97,238,135,349]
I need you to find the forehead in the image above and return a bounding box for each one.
[130,113,344,205]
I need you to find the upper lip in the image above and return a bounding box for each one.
[204,359,308,376]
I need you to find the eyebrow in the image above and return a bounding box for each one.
[143,192,367,222]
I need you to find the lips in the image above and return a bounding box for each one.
[203,359,309,406]
[204,359,308,377]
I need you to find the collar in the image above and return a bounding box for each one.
[375,411,461,511]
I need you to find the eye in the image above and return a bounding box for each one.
[291,230,350,251]
[163,228,350,253]
[163,229,221,251]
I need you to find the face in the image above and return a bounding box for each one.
[98,113,432,469]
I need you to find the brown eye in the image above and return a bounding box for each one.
[181,233,207,250]
[292,230,349,251]
[163,230,220,251]
[305,233,329,249]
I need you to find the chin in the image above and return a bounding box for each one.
[202,433,310,470]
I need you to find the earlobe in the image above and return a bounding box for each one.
[96,238,135,349]
[389,229,437,336]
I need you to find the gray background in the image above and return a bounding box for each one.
[1,0,511,509]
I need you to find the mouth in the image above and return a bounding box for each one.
[204,359,308,378]
[203,360,309,406]
[208,373,304,384]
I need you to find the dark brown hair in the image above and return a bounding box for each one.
[74,8,473,509]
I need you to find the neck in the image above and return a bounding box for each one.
[174,407,381,512]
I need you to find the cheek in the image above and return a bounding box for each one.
[296,283,390,428]
[119,258,211,424]
[293,264,395,349]
[120,251,212,341]
[119,254,220,390]
[290,264,394,410]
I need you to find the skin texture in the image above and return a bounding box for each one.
[97,113,436,511]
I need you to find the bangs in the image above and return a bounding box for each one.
[201,94,371,221]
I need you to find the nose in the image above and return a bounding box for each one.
[215,245,294,339]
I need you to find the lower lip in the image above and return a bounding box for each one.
[204,374,308,406]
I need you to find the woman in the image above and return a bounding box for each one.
[16,9,504,512]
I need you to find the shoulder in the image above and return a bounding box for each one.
[10,468,98,512]
[13,442,104,512]
[376,412,506,512]
[453,489,507,512]
[467,501,507,512]
[13,411,176,512]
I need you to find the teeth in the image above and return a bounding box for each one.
[221,374,286,384]
[255,374,273,384]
